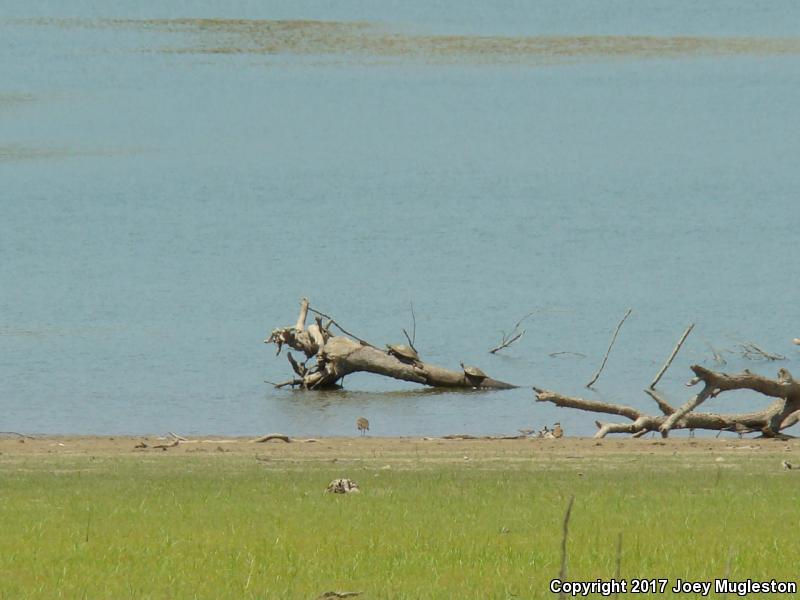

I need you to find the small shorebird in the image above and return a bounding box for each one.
[356,417,369,436]
[552,423,564,438]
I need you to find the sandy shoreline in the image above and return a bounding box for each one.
[0,434,795,461]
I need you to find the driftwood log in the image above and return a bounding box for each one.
[265,298,516,390]
[536,365,800,438]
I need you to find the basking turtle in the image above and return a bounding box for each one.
[386,344,420,364]
[460,362,487,385]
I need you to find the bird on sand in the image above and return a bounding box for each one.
[552,423,564,438]
[356,417,369,436]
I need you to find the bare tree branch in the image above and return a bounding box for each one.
[659,385,714,434]
[536,366,800,439]
[534,388,641,420]
[402,328,416,352]
[489,312,534,354]
[549,351,587,358]
[586,308,633,388]
[736,341,786,361]
[307,305,376,348]
[644,388,676,415]
[649,323,694,389]
[287,352,306,377]
[705,341,727,365]
[489,330,525,354]
[401,301,417,351]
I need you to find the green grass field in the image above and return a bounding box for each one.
[1,445,798,598]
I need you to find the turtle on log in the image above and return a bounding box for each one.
[386,344,420,364]
[460,362,487,386]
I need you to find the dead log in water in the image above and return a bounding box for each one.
[265,298,516,391]
[536,365,800,438]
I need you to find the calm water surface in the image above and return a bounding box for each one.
[1,1,799,436]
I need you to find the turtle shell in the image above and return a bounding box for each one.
[387,344,419,361]
[461,363,487,379]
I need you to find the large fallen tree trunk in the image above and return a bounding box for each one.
[535,365,800,438]
[265,298,516,390]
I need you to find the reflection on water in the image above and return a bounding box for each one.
[300,385,502,405]
[20,18,800,63]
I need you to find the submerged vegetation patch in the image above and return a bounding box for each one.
[0,93,35,107]
[19,18,800,64]
[0,144,142,162]
[0,145,76,162]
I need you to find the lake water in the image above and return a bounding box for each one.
[1,1,799,437]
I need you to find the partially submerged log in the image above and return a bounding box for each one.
[536,365,800,438]
[265,298,516,390]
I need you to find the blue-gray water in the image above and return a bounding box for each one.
[2,1,799,437]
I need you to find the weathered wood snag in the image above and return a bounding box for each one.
[265,298,516,390]
[535,365,800,438]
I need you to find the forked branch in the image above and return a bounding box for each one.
[489,312,534,354]
[536,366,800,438]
